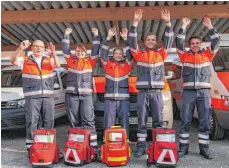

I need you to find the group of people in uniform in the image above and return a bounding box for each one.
[10,8,220,160]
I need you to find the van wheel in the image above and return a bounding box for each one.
[210,111,225,140]
[172,99,180,120]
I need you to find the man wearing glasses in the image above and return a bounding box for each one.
[10,40,60,155]
[176,17,220,159]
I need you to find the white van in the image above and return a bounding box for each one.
[169,37,229,140]
[1,65,67,130]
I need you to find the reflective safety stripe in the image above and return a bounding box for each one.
[22,73,54,79]
[137,81,149,85]
[151,81,165,86]
[130,47,138,53]
[68,68,92,74]
[124,46,130,51]
[137,61,164,68]
[90,134,97,140]
[105,74,129,81]
[64,148,80,164]
[136,81,164,86]
[179,139,189,144]
[137,133,147,138]
[129,32,137,37]
[183,62,210,68]
[62,39,70,43]
[102,45,109,50]
[180,133,190,138]
[104,93,129,98]
[183,82,211,87]
[66,87,75,91]
[177,34,185,40]
[32,162,52,166]
[78,88,93,93]
[210,34,220,40]
[24,90,54,96]
[66,87,93,94]
[90,141,98,146]
[26,139,34,143]
[198,134,209,139]
[64,54,70,58]
[165,32,174,37]
[92,40,100,45]
[199,139,209,144]
[157,149,176,165]
[108,156,127,162]
[26,144,32,149]
[138,137,146,142]
[90,55,98,60]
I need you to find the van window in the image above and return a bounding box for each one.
[1,70,22,87]
[92,58,137,77]
[213,47,229,71]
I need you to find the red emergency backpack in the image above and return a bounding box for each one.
[146,128,178,167]
[29,128,60,168]
[100,126,130,167]
[64,128,95,166]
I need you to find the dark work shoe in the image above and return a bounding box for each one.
[178,150,188,158]
[135,146,145,158]
[200,150,213,159]
[93,147,100,162]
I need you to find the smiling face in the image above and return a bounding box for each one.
[144,34,157,49]
[113,49,123,61]
[189,37,202,53]
[75,45,86,58]
[31,40,45,57]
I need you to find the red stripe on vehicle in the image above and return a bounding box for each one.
[212,98,229,111]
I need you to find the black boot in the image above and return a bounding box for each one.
[178,149,188,158]
[93,146,100,162]
[135,142,146,158]
[200,149,213,159]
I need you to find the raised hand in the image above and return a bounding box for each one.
[120,28,128,40]
[91,28,99,36]
[19,40,31,50]
[47,42,56,55]
[107,27,116,40]
[182,17,191,29]
[134,9,143,24]
[203,17,213,30]
[65,28,72,35]
[161,9,171,23]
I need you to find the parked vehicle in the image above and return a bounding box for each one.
[1,66,67,130]
[169,46,229,140]
[92,59,173,141]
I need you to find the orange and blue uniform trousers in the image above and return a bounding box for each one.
[61,33,100,147]
[22,55,56,151]
[100,37,133,138]
[176,26,220,153]
[128,24,174,152]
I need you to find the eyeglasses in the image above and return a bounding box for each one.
[190,42,200,45]
[32,45,45,49]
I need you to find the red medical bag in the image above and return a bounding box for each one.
[29,128,60,167]
[100,126,130,167]
[64,128,95,166]
[146,128,178,167]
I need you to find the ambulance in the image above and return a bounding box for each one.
[169,35,229,140]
